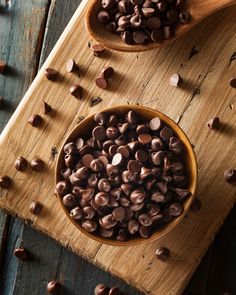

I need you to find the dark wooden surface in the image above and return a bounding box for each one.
[0,1,235,294]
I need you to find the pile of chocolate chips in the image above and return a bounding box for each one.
[55,110,191,241]
[97,0,191,45]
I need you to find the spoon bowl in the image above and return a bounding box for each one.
[85,0,236,52]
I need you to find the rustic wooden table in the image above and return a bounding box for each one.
[0,1,235,294]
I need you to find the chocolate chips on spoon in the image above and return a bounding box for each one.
[97,0,191,45]
[56,110,191,241]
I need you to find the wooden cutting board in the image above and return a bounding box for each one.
[0,1,236,294]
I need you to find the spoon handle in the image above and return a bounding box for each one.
[189,0,236,20]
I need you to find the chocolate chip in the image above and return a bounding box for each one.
[109,286,120,295]
[100,214,117,229]
[101,66,114,79]
[28,114,43,127]
[94,113,107,126]
[113,207,125,221]
[100,227,114,238]
[15,156,28,171]
[167,9,179,23]
[66,59,79,73]
[98,178,111,192]
[90,159,104,172]
[133,30,148,44]
[95,76,108,89]
[121,31,134,44]
[179,11,191,24]
[127,160,141,173]
[0,60,7,74]
[98,10,110,24]
[93,126,106,140]
[138,133,152,144]
[156,247,170,261]
[112,153,123,165]
[14,248,29,261]
[29,201,43,215]
[116,229,128,241]
[147,17,161,29]
[55,181,70,196]
[169,203,183,216]
[175,188,192,199]
[91,44,105,56]
[70,207,83,220]
[163,26,173,39]
[207,117,220,130]
[128,219,139,234]
[139,225,152,238]
[151,29,164,42]
[230,78,236,88]
[149,117,162,131]
[30,158,44,172]
[160,126,173,141]
[130,189,145,203]
[169,73,182,87]
[44,68,58,80]
[42,101,52,114]
[63,194,76,208]
[224,169,236,184]
[70,84,83,99]
[135,149,148,162]
[94,284,109,295]
[47,281,60,293]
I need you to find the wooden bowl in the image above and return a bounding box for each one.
[55,105,197,246]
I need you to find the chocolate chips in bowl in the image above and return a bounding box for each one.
[55,105,197,246]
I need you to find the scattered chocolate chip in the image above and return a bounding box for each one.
[91,44,105,56]
[42,101,52,114]
[0,175,11,189]
[95,76,108,89]
[179,11,191,24]
[44,68,58,80]
[230,78,236,88]
[224,169,236,184]
[28,114,43,127]
[14,248,29,261]
[30,158,45,172]
[0,60,7,74]
[66,59,79,73]
[156,246,170,261]
[29,201,43,215]
[47,281,60,294]
[90,96,103,107]
[70,84,83,99]
[15,156,28,171]
[109,286,120,295]
[207,117,220,130]
[169,73,182,87]
[94,284,109,295]
[100,66,114,80]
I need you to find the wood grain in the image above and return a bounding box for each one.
[0,1,236,294]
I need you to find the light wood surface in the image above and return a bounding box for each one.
[0,0,236,294]
[86,0,236,52]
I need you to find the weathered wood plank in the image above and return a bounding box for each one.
[0,0,49,279]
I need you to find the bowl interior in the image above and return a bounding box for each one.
[85,0,170,52]
[56,105,197,246]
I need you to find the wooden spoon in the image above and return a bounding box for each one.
[85,0,236,52]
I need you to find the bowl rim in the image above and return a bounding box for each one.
[55,104,198,247]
